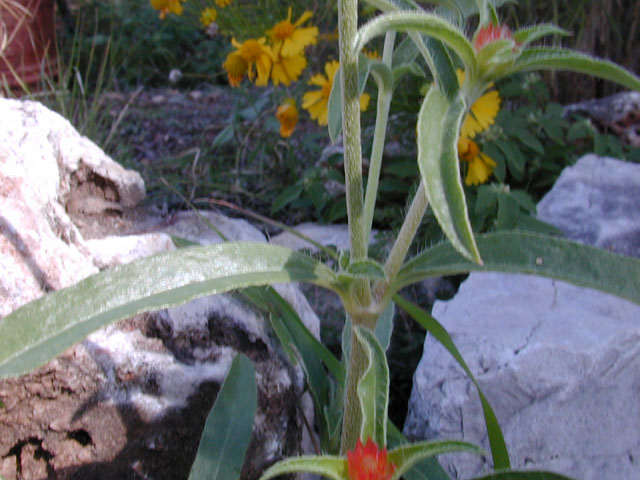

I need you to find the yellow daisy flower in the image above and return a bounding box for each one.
[199,7,217,27]
[215,0,232,7]
[458,137,497,186]
[149,0,185,19]
[268,7,318,57]
[276,98,299,138]
[457,69,501,139]
[271,53,307,86]
[302,60,370,126]
[222,38,274,87]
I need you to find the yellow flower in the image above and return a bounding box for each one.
[222,38,274,87]
[271,53,307,86]
[268,7,318,57]
[458,137,497,186]
[302,60,370,126]
[149,0,185,19]
[455,69,501,185]
[276,98,299,138]
[215,0,232,7]
[200,7,217,27]
[457,69,501,138]
[362,49,381,60]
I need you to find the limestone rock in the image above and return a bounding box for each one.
[537,154,640,258]
[404,154,640,479]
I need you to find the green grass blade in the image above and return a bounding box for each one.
[389,440,485,480]
[393,231,640,305]
[0,243,339,378]
[394,295,510,470]
[188,354,256,480]
[418,86,482,263]
[506,47,640,92]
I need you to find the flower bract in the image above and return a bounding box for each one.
[474,23,514,51]
[268,7,318,57]
[303,60,370,126]
[149,0,185,19]
[223,38,274,87]
[347,438,395,480]
[276,98,299,138]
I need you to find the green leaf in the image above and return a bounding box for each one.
[513,24,570,47]
[496,192,520,230]
[258,455,347,480]
[374,300,395,352]
[188,354,256,480]
[355,11,478,79]
[472,472,575,480]
[393,231,640,305]
[210,124,234,150]
[418,86,482,263]
[0,243,340,378]
[389,440,486,480]
[271,183,304,214]
[506,48,640,92]
[393,295,510,470]
[345,259,387,280]
[386,422,450,480]
[355,326,390,447]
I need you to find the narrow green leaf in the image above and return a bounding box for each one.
[389,440,485,480]
[258,455,347,480]
[0,243,340,378]
[374,300,395,352]
[355,326,390,447]
[506,48,640,92]
[188,354,256,480]
[417,86,482,263]
[472,472,575,480]
[386,422,450,480]
[355,11,478,78]
[496,193,520,230]
[393,295,510,470]
[513,24,570,47]
[391,35,421,69]
[394,231,640,305]
[210,124,234,149]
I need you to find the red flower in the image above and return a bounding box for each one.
[347,438,396,480]
[473,23,514,51]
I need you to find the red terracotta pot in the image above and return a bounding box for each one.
[0,0,57,89]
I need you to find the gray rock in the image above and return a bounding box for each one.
[271,222,376,253]
[404,154,640,479]
[537,154,640,258]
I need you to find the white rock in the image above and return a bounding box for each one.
[271,222,376,253]
[537,154,640,258]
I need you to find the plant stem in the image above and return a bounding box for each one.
[374,181,429,300]
[363,31,395,244]
[338,0,367,265]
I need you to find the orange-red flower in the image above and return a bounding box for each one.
[347,438,396,480]
[473,23,514,51]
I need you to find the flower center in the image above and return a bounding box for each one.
[321,80,332,99]
[458,138,479,161]
[272,21,295,40]
[240,40,264,62]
